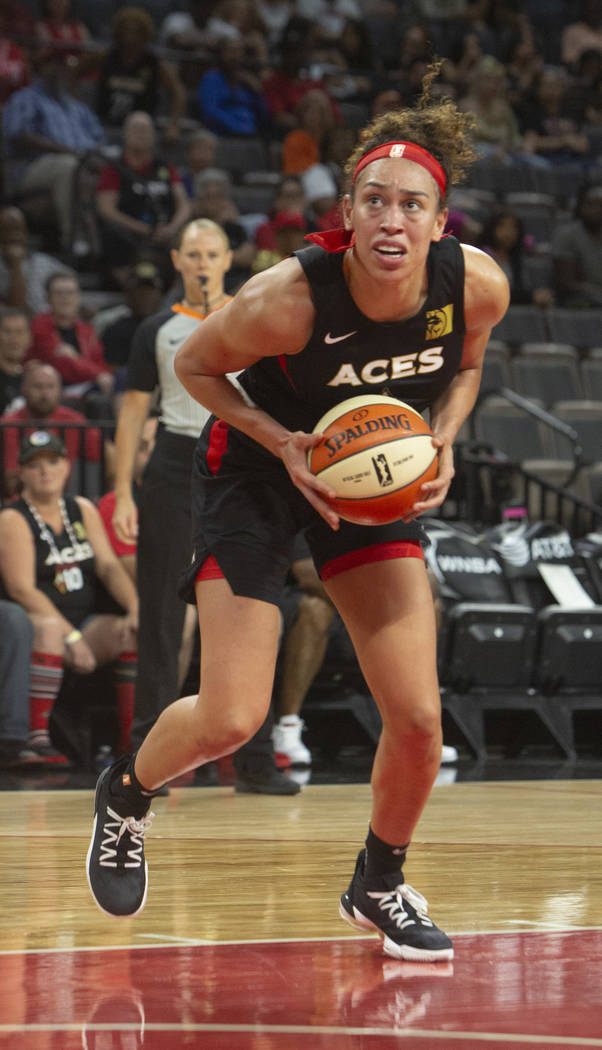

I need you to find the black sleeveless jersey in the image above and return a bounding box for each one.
[238,237,466,433]
[12,496,97,627]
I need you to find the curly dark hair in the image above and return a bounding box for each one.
[344,64,476,205]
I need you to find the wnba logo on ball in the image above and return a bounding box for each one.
[372,453,393,487]
[352,408,370,421]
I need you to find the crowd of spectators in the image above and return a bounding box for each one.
[0,0,601,770]
[1,1,600,304]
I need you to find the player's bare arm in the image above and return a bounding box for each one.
[406,246,510,520]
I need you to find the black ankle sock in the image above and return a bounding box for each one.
[364,827,409,881]
[108,754,152,818]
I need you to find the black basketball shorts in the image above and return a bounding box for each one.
[178,417,425,606]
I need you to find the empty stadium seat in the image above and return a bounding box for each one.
[550,400,602,463]
[580,349,602,401]
[547,309,602,350]
[511,344,583,406]
[491,305,549,346]
[214,137,271,181]
[474,396,556,461]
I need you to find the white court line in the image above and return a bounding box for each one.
[1,925,602,955]
[1,1024,602,1045]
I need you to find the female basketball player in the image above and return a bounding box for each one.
[87,68,510,960]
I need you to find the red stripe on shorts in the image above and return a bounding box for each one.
[320,539,424,581]
[196,554,225,583]
[206,419,229,476]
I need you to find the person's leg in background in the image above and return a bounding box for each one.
[0,601,39,768]
[130,432,193,750]
[272,585,335,769]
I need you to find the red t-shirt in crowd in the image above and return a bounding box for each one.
[97,489,137,558]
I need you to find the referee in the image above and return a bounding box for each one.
[112,218,297,793]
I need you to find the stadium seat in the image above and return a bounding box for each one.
[214,137,271,181]
[504,192,558,245]
[547,309,602,350]
[480,342,512,395]
[549,400,602,463]
[491,305,549,346]
[510,344,583,406]
[474,396,556,461]
[580,349,602,402]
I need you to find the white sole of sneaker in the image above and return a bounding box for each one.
[338,901,454,962]
[85,813,149,919]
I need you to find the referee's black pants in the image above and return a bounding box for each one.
[132,426,274,766]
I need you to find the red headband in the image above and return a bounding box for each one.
[304,141,447,253]
[352,141,447,196]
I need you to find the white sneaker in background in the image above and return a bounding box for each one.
[272,715,312,767]
[440,744,459,764]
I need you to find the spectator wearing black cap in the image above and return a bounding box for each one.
[0,361,105,499]
[0,430,139,765]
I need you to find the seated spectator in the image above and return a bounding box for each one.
[255,0,295,51]
[503,32,545,112]
[551,182,602,307]
[295,0,363,47]
[262,24,340,133]
[0,362,105,498]
[28,271,114,405]
[196,37,271,136]
[159,0,213,51]
[458,55,524,163]
[251,209,307,273]
[519,67,590,166]
[478,208,555,307]
[0,599,36,769]
[96,6,187,142]
[95,110,191,287]
[0,34,30,105]
[0,206,65,316]
[311,17,377,102]
[561,0,602,71]
[281,88,337,174]
[2,46,105,254]
[34,0,94,75]
[564,48,602,126]
[0,430,139,764]
[101,261,165,411]
[0,307,30,415]
[254,174,309,249]
[179,128,221,198]
[205,0,269,65]
[190,169,257,288]
[300,162,342,231]
[369,86,404,119]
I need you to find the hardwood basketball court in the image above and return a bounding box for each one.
[1,776,601,1047]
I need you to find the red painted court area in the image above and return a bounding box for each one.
[1,929,602,1048]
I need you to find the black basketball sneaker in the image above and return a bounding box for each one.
[339,848,454,961]
[86,760,154,918]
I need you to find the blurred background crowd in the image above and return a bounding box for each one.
[0,0,601,775]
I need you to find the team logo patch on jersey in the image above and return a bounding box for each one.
[425,304,453,340]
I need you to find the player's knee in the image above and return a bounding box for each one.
[196,706,266,756]
[386,701,442,750]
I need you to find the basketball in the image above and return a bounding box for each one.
[307,395,438,525]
